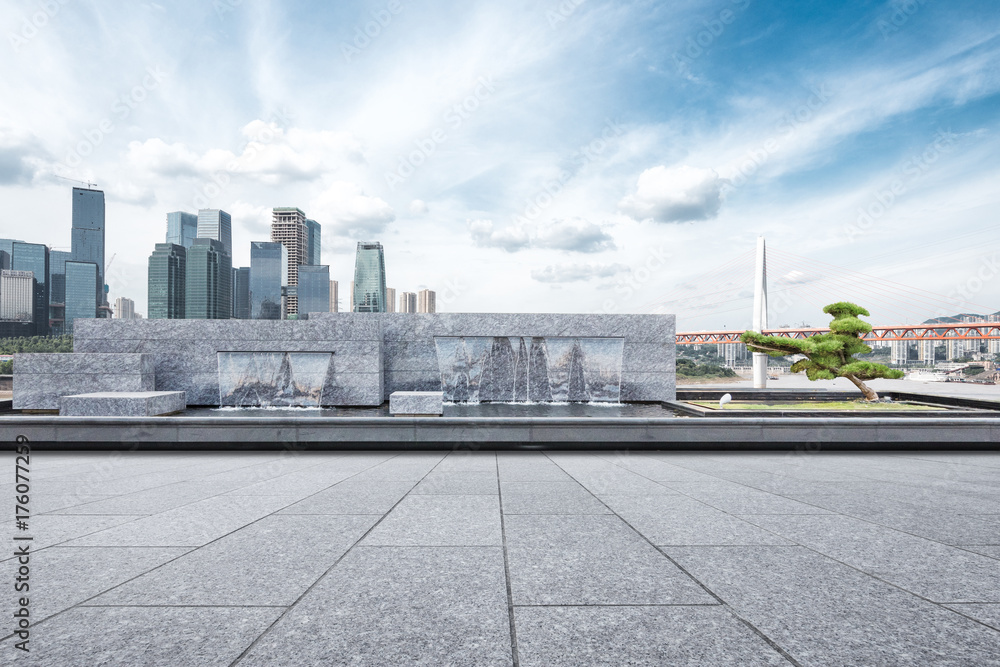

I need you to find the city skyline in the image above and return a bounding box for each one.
[0,1,997,328]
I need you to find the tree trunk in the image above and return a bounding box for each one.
[843,373,878,401]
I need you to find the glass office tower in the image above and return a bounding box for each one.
[148,243,187,319]
[305,219,321,265]
[196,209,233,258]
[48,250,72,335]
[250,242,287,320]
[11,242,49,336]
[166,212,199,249]
[64,261,99,334]
[0,238,23,271]
[352,242,387,312]
[233,267,251,319]
[297,265,330,317]
[185,238,230,319]
[71,187,105,305]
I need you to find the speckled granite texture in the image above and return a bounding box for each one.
[60,391,187,416]
[389,391,444,415]
[13,353,155,411]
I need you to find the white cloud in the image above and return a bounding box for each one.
[409,199,428,215]
[311,181,395,238]
[469,217,615,253]
[531,263,630,283]
[619,165,725,223]
[469,219,531,252]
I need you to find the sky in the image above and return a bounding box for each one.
[1,0,999,330]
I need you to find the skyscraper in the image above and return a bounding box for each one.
[386,287,396,313]
[297,265,330,317]
[196,209,232,257]
[329,280,339,313]
[166,212,199,249]
[250,241,287,320]
[0,270,34,322]
[271,208,308,315]
[12,242,49,336]
[114,297,136,319]
[399,291,417,313]
[0,239,22,271]
[64,261,100,334]
[418,289,437,313]
[306,219,321,265]
[233,267,251,319]
[185,238,231,319]
[148,243,186,319]
[352,242,387,312]
[48,250,71,335]
[71,187,105,307]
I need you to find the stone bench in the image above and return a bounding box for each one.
[389,391,444,416]
[60,391,187,417]
[14,353,155,411]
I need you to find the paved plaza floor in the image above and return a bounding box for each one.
[3,449,1000,665]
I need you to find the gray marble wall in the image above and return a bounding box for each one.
[14,353,155,411]
[73,319,383,406]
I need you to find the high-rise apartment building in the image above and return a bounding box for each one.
[233,267,251,319]
[305,219,321,266]
[418,289,436,313]
[167,212,199,249]
[329,280,339,313]
[399,291,417,313]
[12,242,49,335]
[271,208,308,315]
[114,297,136,319]
[148,243,186,319]
[386,288,396,313]
[352,242,387,312]
[0,270,34,322]
[185,238,231,319]
[250,241,287,320]
[297,265,330,317]
[64,261,100,334]
[196,209,232,258]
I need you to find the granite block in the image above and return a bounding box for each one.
[236,546,512,667]
[515,606,788,667]
[60,391,186,417]
[505,514,713,605]
[90,515,378,606]
[14,352,154,375]
[384,369,444,395]
[1,606,284,666]
[14,372,156,411]
[389,390,444,415]
[667,545,1000,666]
[362,495,502,546]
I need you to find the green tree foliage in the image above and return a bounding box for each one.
[676,357,737,378]
[0,360,11,374]
[741,302,903,401]
[0,335,73,355]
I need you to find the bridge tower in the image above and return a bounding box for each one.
[751,236,768,388]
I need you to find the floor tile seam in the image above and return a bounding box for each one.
[227,451,449,667]
[893,453,1000,470]
[546,451,804,667]
[76,604,290,608]
[2,513,165,556]
[512,603,724,608]
[496,451,521,667]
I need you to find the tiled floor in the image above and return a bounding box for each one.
[3,450,1000,665]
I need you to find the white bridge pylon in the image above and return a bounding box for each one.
[751,236,768,389]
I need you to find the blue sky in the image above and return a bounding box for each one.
[1,0,998,328]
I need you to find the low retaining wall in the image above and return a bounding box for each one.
[13,354,155,411]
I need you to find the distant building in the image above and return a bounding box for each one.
[399,291,417,314]
[71,187,105,310]
[114,297,136,319]
[185,238,231,319]
[916,340,935,365]
[0,270,34,322]
[250,241,287,320]
[305,219,321,266]
[148,243,187,319]
[349,281,354,312]
[890,340,909,366]
[48,250,72,335]
[297,265,330,317]
[386,287,396,313]
[329,280,339,313]
[0,239,23,271]
[64,261,100,334]
[418,289,436,314]
[12,242,49,336]
[196,209,232,257]
[233,267,251,319]
[352,242,387,312]
[271,208,309,315]
[166,212,199,249]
